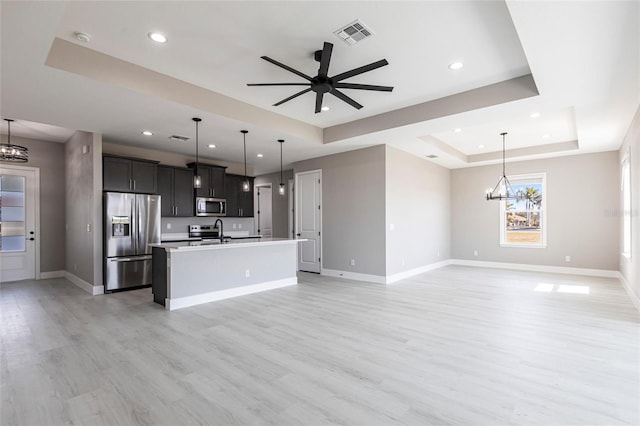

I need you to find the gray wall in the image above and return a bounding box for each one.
[294,145,386,277]
[619,105,639,299]
[161,216,255,237]
[255,169,294,238]
[451,151,620,270]
[6,136,66,273]
[385,146,451,275]
[65,131,102,286]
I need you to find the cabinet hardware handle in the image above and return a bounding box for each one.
[133,180,136,190]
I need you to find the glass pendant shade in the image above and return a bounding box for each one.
[0,119,28,163]
[193,117,202,189]
[278,139,285,196]
[241,130,250,192]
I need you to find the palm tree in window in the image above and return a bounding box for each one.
[524,187,541,227]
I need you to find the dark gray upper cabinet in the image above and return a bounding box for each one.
[103,155,158,193]
[187,163,226,199]
[158,166,194,217]
[225,174,254,217]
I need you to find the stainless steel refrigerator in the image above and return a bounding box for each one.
[104,192,161,292]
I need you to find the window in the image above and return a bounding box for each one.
[500,173,546,247]
[622,155,631,257]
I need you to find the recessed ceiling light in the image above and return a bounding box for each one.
[73,31,92,43]
[208,144,216,148]
[321,106,330,111]
[257,153,263,158]
[542,134,551,139]
[478,144,485,149]
[453,128,462,133]
[148,32,167,43]
[141,130,153,136]
[530,112,541,118]
[448,62,463,70]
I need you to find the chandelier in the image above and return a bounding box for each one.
[1,119,28,163]
[485,132,523,201]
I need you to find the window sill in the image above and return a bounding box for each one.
[500,243,547,249]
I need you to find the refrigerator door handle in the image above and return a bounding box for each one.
[109,255,152,262]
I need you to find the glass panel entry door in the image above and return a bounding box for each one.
[1,175,26,252]
[0,165,37,282]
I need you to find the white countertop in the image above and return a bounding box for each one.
[151,238,305,252]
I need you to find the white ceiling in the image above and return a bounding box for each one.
[1,1,638,174]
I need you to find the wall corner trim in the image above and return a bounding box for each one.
[39,270,66,279]
[619,273,640,313]
[386,260,453,284]
[65,271,104,295]
[321,268,387,284]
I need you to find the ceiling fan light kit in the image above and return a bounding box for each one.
[485,132,524,201]
[248,41,393,113]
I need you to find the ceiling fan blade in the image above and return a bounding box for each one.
[335,83,394,92]
[332,59,389,82]
[273,88,312,106]
[330,89,363,110]
[261,56,313,81]
[315,92,324,114]
[247,83,311,86]
[318,42,333,77]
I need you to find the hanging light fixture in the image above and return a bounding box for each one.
[241,130,250,192]
[0,119,28,163]
[192,117,202,189]
[485,132,524,201]
[278,139,285,196]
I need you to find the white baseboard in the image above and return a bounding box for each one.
[39,270,65,279]
[166,277,297,311]
[386,260,453,284]
[618,273,640,313]
[321,268,386,284]
[450,259,620,278]
[65,271,104,295]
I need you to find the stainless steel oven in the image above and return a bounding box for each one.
[195,197,226,217]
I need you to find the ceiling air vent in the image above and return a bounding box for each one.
[334,19,374,46]
[426,154,439,159]
[169,135,190,142]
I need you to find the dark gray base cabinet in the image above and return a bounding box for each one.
[225,174,254,217]
[103,155,158,194]
[157,166,194,217]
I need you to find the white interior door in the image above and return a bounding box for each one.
[288,178,294,239]
[256,185,272,237]
[295,170,321,273]
[0,165,38,282]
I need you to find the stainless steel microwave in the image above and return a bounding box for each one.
[195,197,226,217]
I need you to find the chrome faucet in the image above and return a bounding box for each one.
[214,219,224,243]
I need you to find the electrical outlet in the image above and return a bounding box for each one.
[87,223,91,233]
[245,269,250,278]
[389,223,395,231]
[565,255,571,262]
[350,259,355,266]
[233,223,237,229]
[473,250,478,257]
[239,224,242,229]
[166,223,172,230]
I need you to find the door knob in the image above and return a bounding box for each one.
[296,233,301,236]
[28,238,35,241]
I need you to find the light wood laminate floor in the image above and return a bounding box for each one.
[1,266,638,425]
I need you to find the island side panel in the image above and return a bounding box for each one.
[151,247,167,305]
[168,243,297,300]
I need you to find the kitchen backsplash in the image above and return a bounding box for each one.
[161,216,255,236]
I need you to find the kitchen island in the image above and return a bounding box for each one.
[151,238,304,310]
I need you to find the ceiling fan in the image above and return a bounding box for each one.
[247,41,393,113]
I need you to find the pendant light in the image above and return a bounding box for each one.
[241,130,250,192]
[0,119,28,163]
[278,139,286,196]
[192,117,202,189]
[485,132,523,201]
